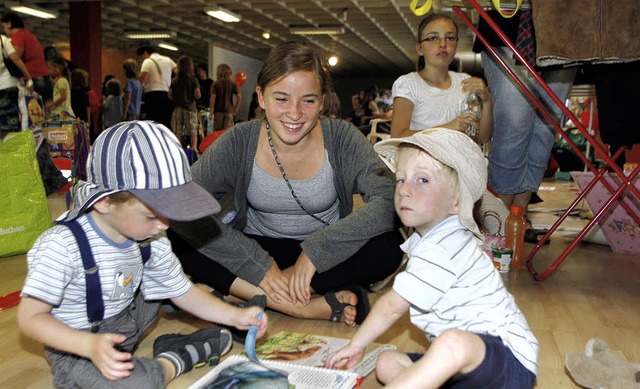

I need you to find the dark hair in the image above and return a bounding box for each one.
[1,12,24,29]
[177,55,194,77]
[47,56,71,80]
[106,78,121,96]
[257,41,332,96]
[416,13,458,71]
[196,63,208,74]
[70,68,88,89]
[136,44,155,56]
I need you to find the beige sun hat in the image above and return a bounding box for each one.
[374,128,487,240]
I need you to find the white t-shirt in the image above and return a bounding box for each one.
[0,35,19,90]
[393,215,539,376]
[392,71,470,131]
[22,214,192,330]
[140,53,176,93]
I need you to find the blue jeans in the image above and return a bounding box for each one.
[482,48,576,194]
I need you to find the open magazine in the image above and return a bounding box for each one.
[188,331,396,389]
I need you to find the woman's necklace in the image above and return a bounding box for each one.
[264,119,329,226]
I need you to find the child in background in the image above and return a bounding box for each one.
[17,121,267,388]
[45,56,74,118]
[69,68,90,122]
[103,78,123,128]
[325,128,538,389]
[122,58,142,121]
[169,55,200,152]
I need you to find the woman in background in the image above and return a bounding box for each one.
[168,55,200,152]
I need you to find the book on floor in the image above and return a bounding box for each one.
[188,331,396,389]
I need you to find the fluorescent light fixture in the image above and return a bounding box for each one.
[126,31,176,40]
[205,6,241,23]
[289,26,345,36]
[158,43,178,51]
[8,3,59,19]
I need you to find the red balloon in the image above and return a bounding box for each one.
[235,71,247,87]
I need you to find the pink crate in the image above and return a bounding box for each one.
[571,172,640,256]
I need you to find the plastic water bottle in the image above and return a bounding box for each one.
[505,205,526,267]
[463,93,482,139]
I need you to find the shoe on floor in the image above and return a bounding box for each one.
[153,327,232,374]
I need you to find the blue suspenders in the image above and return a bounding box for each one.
[58,220,151,333]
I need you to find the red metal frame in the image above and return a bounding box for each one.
[452,2,640,280]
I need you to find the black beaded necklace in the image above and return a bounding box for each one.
[264,119,330,226]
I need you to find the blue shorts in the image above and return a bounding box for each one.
[407,334,536,389]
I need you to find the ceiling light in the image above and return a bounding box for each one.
[8,3,59,19]
[328,56,338,67]
[126,31,177,40]
[262,32,271,40]
[205,6,241,23]
[289,26,345,36]
[158,43,178,51]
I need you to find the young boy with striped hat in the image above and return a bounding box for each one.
[17,121,267,388]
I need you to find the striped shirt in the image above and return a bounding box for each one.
[393,215,539,375]
[22,214,192,330]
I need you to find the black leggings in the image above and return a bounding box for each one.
[168,229,404,296]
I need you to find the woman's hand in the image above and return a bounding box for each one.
[259,262,292,304]
[287,252,316,306]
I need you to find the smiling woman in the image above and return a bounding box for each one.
[169,41,404,327]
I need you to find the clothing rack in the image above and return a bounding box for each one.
[452,0,640,281]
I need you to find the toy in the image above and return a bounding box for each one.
[566,337,640,389]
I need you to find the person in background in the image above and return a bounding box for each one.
[122,58,142,121]
[247,91,263,121]
[101,74,114,99]
[209,63,241,131]
[195,63,212,111]
[473,9,576,243]
[0,32,32,134]
[169,41,404,327]
[390,13,506,236]
[17,121,266,388]
[70,68,90,123]
[325,129,538,389]
[391,14,492,144]
[137,44,176,128]
[86,80,101,144]
[102,78,123,129]
[168,55,200,152]
[1,12,52,103]
[45,56,74,118]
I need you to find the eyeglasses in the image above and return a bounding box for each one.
[419,36,458,44]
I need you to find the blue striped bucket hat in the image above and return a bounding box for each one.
[60,121,220,222]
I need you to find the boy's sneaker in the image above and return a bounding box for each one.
[153,327,232,376]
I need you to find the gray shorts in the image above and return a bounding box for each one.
[45,293,164,389]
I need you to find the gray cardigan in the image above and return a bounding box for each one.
[176,117,397,286]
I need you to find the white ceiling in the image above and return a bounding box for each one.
[1,0,527,78]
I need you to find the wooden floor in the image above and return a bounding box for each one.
[2,178,640,388]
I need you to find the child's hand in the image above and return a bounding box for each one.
[444,113,479,133]
[461,77,491,103]
[234,306,268,338]
[324,344,365,370]
[88,333,135,381]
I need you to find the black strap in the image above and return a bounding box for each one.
[59,221,103,332]
[59,221,152,333]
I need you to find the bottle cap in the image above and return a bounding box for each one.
[509,205,523,215]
